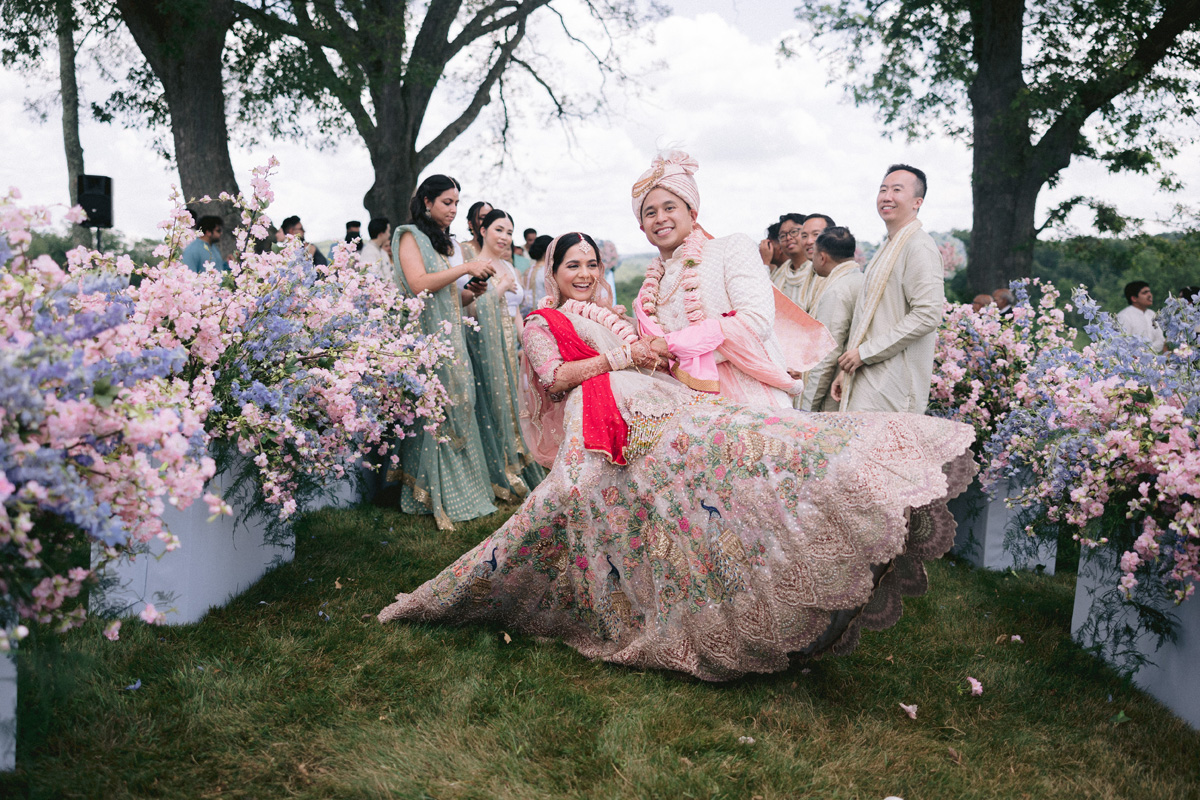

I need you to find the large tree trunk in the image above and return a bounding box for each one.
[967,164,1042,294]
[55,0,88,246]
[363,85,420,225]
[116,0,240,259]
[966,0,1039,294]
[363,149,419,228]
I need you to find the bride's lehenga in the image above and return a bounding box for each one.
[380,310,975,681]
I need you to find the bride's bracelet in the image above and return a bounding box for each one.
[605,344,633,372]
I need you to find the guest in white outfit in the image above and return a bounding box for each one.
[1116,281,1166,352]
[358,217,391,282]
[801,227,864,412]
[832,164,944,414]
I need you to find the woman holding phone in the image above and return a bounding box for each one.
[384,174,497,530]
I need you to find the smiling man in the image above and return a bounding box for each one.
[631,150,802,408]
[831,164,944,413]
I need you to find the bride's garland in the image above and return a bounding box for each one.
[640,227,708,327]
[558,299,639,344]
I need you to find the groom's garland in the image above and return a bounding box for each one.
[640,227,708,328]
[558,299,640,345]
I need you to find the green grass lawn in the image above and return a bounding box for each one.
[4,504,1199,799]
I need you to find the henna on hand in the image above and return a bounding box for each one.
[630,340,660,370]
[548,355,614,394]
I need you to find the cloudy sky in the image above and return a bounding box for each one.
[2,0,1197,256]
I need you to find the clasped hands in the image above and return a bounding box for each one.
[629,336,671,372]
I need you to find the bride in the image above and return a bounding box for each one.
[379,232,976,681]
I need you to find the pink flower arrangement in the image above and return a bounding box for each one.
[1,161,453,646]
[929,279,1076,455]
[984,288,1199,667]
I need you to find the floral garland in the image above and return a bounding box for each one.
[558,299,639,344]
[640,227,708,327]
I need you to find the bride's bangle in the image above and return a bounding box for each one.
[605,344,633,372]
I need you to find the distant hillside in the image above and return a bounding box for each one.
[615,253,655,282]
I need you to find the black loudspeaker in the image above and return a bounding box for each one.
[77,174,113,229]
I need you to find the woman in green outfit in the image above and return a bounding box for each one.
[462,208,545,501]
[385,174,498,530]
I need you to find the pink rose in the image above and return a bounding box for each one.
[576,555,588,571]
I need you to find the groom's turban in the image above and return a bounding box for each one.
[631,150,700,220]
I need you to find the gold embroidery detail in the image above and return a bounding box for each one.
[631,164,665,199]
[470,575,492,601]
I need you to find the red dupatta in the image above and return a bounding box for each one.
[526,308,629,466]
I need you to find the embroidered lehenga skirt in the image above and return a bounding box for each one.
[380,367,975,681]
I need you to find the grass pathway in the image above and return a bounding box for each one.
[4,504,1199,799]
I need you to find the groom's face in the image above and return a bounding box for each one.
[639,188,696,254]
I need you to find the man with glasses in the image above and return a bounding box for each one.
[758,220,788,271]
[771,212,837,313]
[768,213,808,309]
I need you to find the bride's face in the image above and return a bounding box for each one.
[554,242,601,303]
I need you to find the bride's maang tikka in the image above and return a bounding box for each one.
[575,233,592,255]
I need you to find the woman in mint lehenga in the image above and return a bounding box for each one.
[384,174,498,531]
[461,208,545,501]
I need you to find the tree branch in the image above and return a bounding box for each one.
[1029,0,1200,183]
[510,55,566,116]
[289,1,376,141]
[416,15,527,171]
[234,0,343,49]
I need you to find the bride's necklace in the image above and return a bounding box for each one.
[640,228,707,328]
[558,299,639,344]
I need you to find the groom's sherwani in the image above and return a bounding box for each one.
[652,233,790,408]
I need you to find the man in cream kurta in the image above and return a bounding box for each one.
[632,150,793,408]
[769,214,811,309]
[771,213,835,314]
[656,233,790,408]
[801,227,864,412]
[833,165,944,414]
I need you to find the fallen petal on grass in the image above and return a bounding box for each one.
[899,703,918,720]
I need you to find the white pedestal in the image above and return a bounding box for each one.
[94,466,360,625]
[0,651,14,771]
[1072,551,1200,730]
[948,479,1056,574]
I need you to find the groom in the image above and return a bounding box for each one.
[631,151,830,408]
